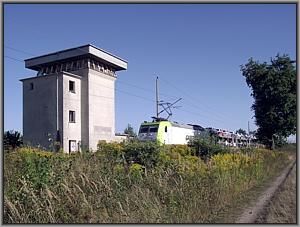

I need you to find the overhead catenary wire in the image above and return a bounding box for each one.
[87,79,156,103]
[160,77,236,122]
[116,79,235,122]
[63,77,228,123]
[176,108,225,125]
[5,45,235,126]
[116,79,231,123]
[67,82,224,125]
[4,55,24,62]
[161,77,228,117]
[116,74,234,123]
[4,45,35,56]
[116,80,180,100]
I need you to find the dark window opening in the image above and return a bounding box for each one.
[69,81,75,93]
[149,126,158,133]
[30,83,34,90]
[139,126,149,133]
[165,126,168,133]
[69,111,75,123]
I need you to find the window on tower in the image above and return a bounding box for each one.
[69,80,75,93]
[69,111,75,123]
[29,83,34,90]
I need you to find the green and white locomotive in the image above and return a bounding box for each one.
[137,118,207,145]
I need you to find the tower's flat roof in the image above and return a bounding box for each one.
[25,44,127,71]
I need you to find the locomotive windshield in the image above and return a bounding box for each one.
[139,126,149,133]
[149,126,158,133]
[139,125,159,133]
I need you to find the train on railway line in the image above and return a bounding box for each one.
[137,117,258,147]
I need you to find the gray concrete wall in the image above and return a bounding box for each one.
[67,68,89,151]
[62,72,82,153]
[88,69,116,150]
[22,75,58,150]
[78,69,89,151]
[22,63,120,152]
[58,74,64,151]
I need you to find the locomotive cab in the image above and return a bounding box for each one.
[138,121,172,144]
[138,120,196,145]
[138,123,159,142]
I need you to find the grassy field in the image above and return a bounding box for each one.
[3,141,293,223]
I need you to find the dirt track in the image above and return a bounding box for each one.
[235,159,296,223]
[256,163,296,223]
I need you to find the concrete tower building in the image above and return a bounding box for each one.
[20,44,127,152]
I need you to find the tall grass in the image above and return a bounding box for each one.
[3,143,291,223]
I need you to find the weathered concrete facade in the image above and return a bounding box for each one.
[21,44,127,152]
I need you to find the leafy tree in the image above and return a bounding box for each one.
[123,124,137,138]
[241,54,296,149]
[249,130,257,136]
[4,130,23,150]
[235,128,247,135]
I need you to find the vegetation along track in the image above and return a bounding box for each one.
[235,158,296,223]
[4,144,294,223]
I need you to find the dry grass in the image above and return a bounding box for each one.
[256,163,296,223]
[3,145,292,224]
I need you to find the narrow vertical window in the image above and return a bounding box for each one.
[30,83,34,90]
[69,111,75,123]
[69,80,75,93]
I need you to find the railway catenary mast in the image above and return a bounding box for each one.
[137,77,258,147]
[156,76,159,118]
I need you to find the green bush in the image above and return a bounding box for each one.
[97,140,124,157]
[4,147,73,193]
[168,144,195,156]
[97,140,160,168]
[188,137,228,160]
[123,141,160,168]
[129,163,144,180]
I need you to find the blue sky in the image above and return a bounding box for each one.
[4,4,296,138]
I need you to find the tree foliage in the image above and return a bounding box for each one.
[241,54,296,149]
[123,124,137,138]
[235,128,247,135]
[4,130,23,150]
